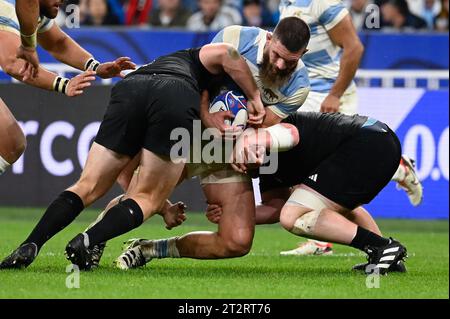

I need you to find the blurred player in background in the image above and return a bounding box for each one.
[277,0,423,256]
[0,0,136,176]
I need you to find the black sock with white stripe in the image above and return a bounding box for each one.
[350,227,390,251]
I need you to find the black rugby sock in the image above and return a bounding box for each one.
[85,199,144,248]
[350,226,390,251]
[24,191,84,250]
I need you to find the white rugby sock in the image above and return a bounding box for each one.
[142,237,180,259]
[0,155,10,175]
[167,237,181,258]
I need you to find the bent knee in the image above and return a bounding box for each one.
[222,236,253,257]
[11,124,26,160]
[0,122,26,163]
[279,213,296,232]
[10,138,26,162]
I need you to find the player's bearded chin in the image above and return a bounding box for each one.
[260,51,294,88]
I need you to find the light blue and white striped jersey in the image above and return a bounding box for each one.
[0,0,54,34]
[212,25,310,119]
[279,0,353,93]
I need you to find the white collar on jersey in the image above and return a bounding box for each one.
[256,29,270,65]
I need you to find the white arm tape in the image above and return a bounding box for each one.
[265,124,296,152]
[0,155,10,174]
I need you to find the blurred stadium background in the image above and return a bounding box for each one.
[0,0,448,298]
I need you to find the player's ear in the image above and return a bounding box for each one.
[266,32,272,42]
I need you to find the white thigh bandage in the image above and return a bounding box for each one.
[292,211,321,236]
[265,124,296,152]
[0,155,10,175]
[287,188,328,236]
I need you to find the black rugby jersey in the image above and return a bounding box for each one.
[129,48,213,91]
[259,112,369,192]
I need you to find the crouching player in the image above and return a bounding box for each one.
[117,111,408,275]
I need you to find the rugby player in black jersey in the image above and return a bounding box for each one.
[0,43,266,270]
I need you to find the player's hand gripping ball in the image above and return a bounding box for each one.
[209,91,249,130]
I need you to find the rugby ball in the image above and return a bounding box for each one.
[209,90,248,130]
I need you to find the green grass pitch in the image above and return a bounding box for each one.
[0,207,448,299]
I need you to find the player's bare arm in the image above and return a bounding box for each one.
[322,15,364,113]
[38,24,136,78]
[0,29,96,96]
[199,43,265,126]
[262,108,284,127]
[15,0,40,78]
[231,123,300,174]
[2,23,136,96]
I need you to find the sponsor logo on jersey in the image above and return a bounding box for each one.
[262,88,279,104]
